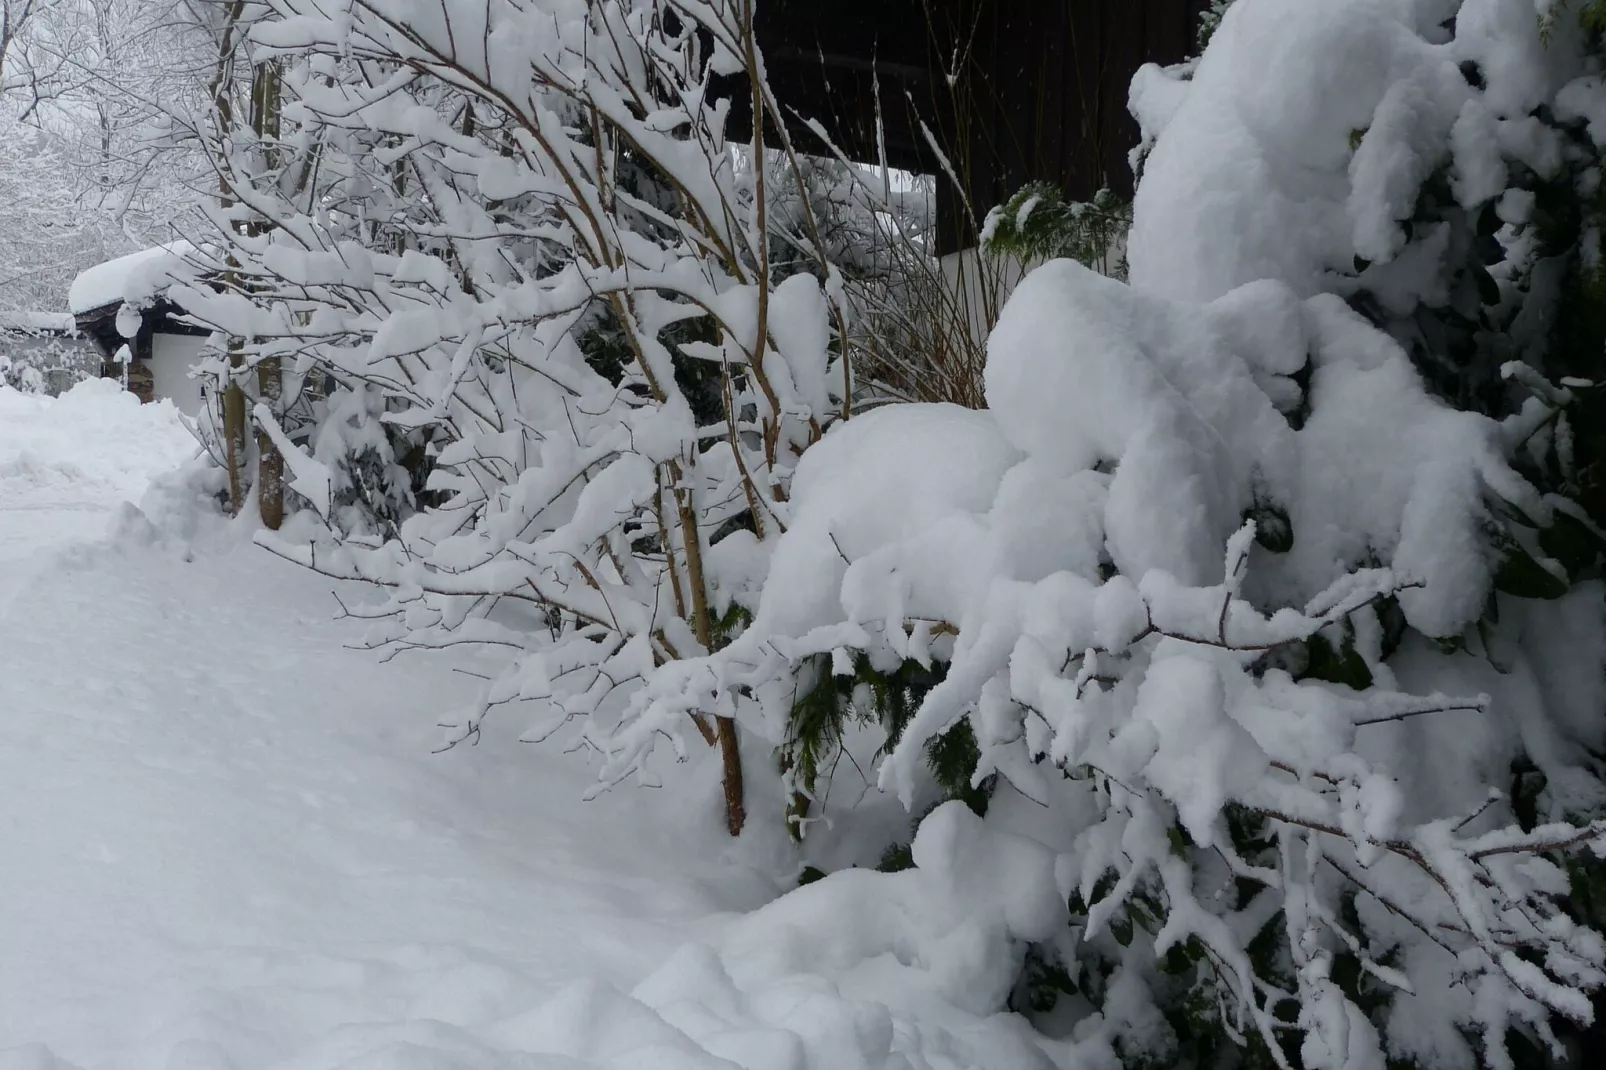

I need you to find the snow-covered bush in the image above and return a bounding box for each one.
[0,316,99,396]
[171,0,854,836]
[0,354,45,394]
[602,1,1606,1066]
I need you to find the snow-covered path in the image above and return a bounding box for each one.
[0,384,777,1069]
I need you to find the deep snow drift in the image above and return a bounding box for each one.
[0,380,197,588]
[0,382,1079,1070]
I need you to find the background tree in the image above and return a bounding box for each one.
[0,0,228,312]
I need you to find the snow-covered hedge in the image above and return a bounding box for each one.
[609,2,1606,1066]
[172,0,1606,1065]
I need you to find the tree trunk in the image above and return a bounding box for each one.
[672,472,746,837]
[250,59,285,529]
[211,2,250,514]
[222,354,248,513]
[255,359,283,529]
[717,716,746,837]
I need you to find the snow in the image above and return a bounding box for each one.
[67,242,197,316]
[1557,74,1606,147]
[0,380,196,562]
[1127,646,1268,848]
[766,273,835,422]
[985,260,1296,586]
[0,383,1087,1070]
[0,311,76,334]
[0,385,743,1068]
[752,402,1018,642]
[1124,0,1584,305]
[19,1,1603,1067]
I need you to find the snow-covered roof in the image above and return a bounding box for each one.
[0,310,76,334]
[68,241,197,316]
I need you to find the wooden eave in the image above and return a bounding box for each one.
[724,0,1208,254]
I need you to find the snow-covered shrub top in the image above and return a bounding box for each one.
[1129,0,1589,305]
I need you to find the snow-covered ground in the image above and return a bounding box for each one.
[0,382,1068,1070]
[0,382,773,1068]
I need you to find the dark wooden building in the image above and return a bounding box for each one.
[729,0,1207,253]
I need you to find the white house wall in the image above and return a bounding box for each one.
[150,334,209,417]
[936,247,1027,353]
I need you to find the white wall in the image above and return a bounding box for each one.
[149,334,209,417]
[936,247,1027,352]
